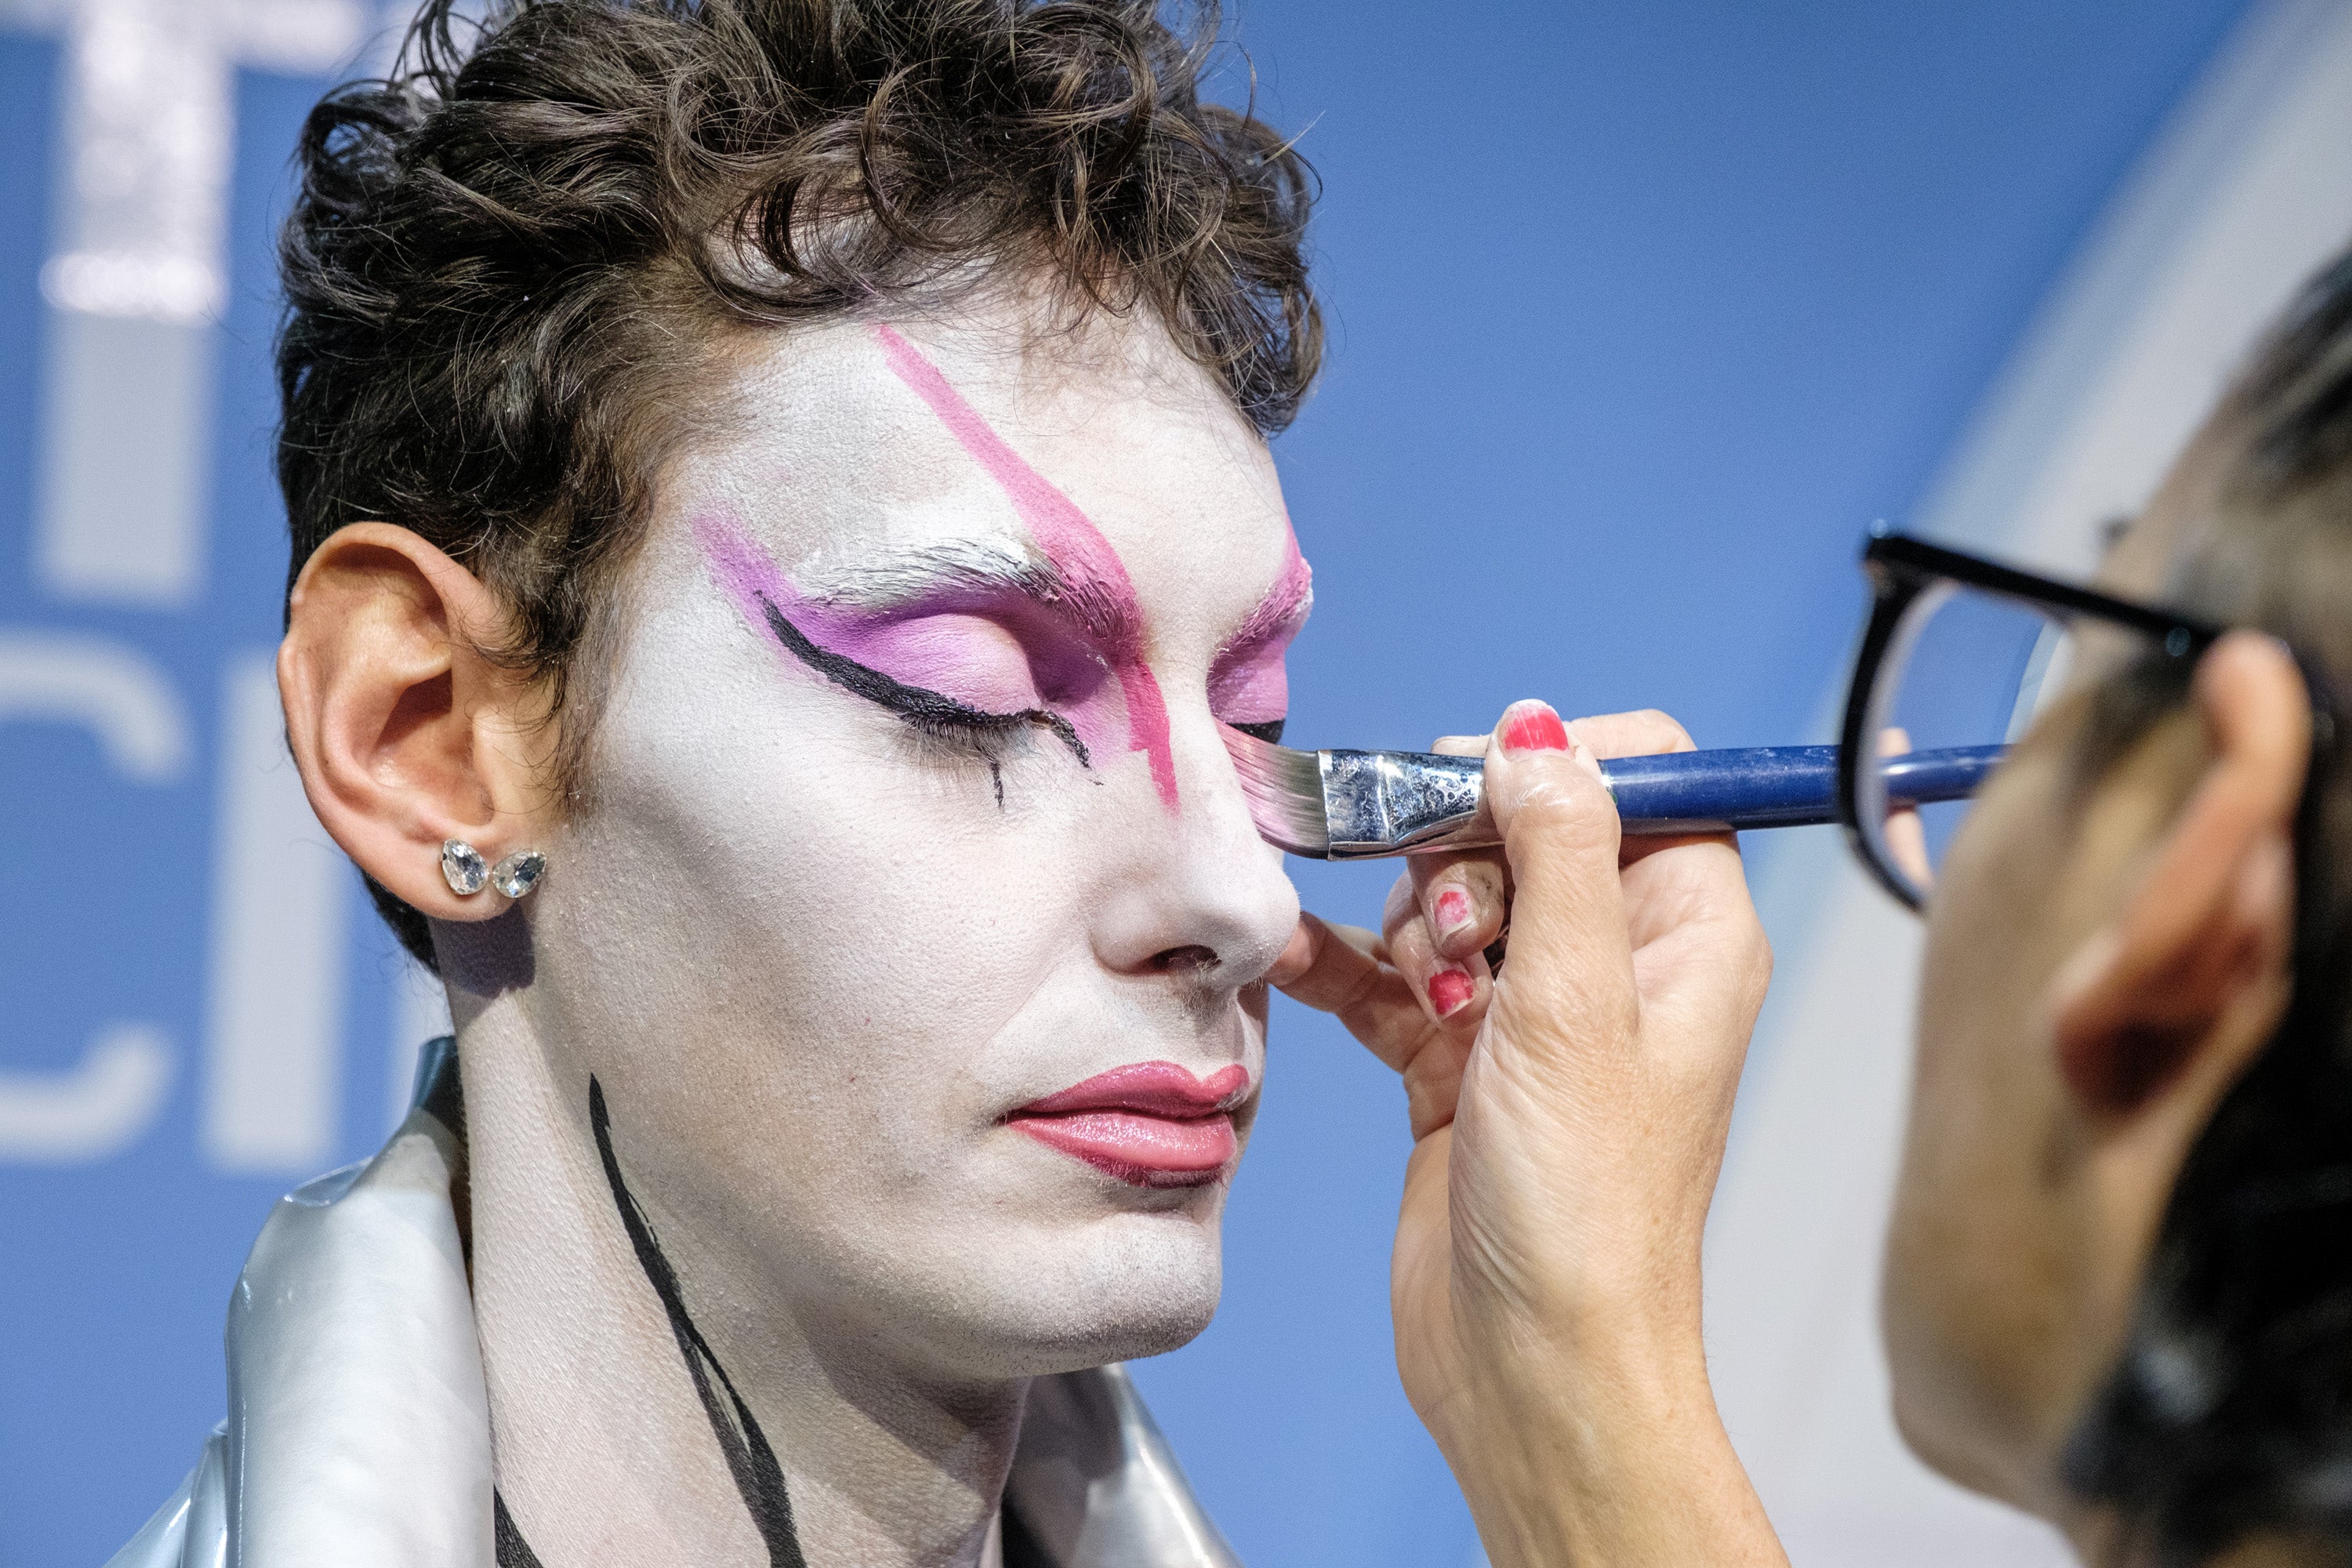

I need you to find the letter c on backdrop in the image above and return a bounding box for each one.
[0,632,183,1162]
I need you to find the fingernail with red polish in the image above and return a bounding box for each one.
[1435,887,1472,941]
[1501,701,1570,754]
[1428,967,1475,1018]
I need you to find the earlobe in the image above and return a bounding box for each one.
[278,523,556,924]
[2045,633,2308,1117]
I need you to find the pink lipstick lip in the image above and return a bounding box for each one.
[1007,1062,1252,1189]
[1014,1061,1251,1119]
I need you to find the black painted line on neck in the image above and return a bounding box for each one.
[494,1490,546,1568]
[590,1076,808,1568]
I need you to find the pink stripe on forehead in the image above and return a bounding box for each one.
[869,320,1178,808]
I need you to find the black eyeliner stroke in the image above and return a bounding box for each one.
[590,1076,809,1568]
[757,592,1089,806]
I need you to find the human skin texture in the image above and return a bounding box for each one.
[447,302,1309,1568]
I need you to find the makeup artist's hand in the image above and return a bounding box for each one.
[1268,700,1784,1568]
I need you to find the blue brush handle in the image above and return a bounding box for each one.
[1599,743,2006,833]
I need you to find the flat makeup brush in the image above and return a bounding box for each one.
[1218,725,2003,859]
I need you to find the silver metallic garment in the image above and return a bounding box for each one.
[108,1040,1243,1568]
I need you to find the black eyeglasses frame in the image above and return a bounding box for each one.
[1837,529,2228,911]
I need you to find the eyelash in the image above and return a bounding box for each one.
[1227,717,1287,746]
[896,706,1083,806]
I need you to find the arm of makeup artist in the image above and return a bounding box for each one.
[1266,699,1787,1567]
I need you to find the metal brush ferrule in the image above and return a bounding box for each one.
[1319,750,1495,858]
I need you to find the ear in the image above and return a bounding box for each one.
[2048,632,2310,1115]
[278,523,559,924]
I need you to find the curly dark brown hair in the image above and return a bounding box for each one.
[276,0,1322,968]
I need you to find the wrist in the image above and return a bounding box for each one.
[1439,1314,1780,1567]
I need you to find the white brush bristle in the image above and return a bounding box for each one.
[1217,725,1330,857]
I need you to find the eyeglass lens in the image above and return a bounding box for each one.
[1860,583,2075,902]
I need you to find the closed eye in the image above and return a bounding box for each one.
[757,592,1090,772]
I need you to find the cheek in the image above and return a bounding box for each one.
[1919,767,2074,1076]
[557,718,1075,1221]
[560,630,1047,1055]
[1891,768,2085,1432]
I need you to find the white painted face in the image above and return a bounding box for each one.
[519,299,1307,1376]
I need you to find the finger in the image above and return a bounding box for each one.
[1272,912,1446,1075]
[1385,873,1492,1029]
[1402,733,1512,959]
[1882,808,1932,889]
[1388,898,1493,1031]
[1565,707,1697,760]
[1400,1018,1477,1143]
[1569,709,1738,872]
[1412,852,1508,962]
[1619,834,1775,1045]
[1875,726,1933,890]
[1272,911,1384,1013]
[1480,699,1640,1062]
[1265,915,1319,989]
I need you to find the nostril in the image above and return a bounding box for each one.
[1149,944,1218,975]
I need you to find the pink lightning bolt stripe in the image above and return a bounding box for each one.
[869,321,1181,808]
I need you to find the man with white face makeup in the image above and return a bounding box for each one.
[110,2,1328,1564]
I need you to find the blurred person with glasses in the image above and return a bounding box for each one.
[1272,245,2352,1566]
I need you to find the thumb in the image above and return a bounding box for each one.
[1481,699,1641,1058]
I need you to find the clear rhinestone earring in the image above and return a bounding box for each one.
[492,849,546,899]
[441,839,488,895]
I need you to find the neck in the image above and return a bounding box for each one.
[452,984,1025,1568]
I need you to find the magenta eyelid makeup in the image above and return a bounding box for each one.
[1206,528,1311,729]
[700,521,1058,716]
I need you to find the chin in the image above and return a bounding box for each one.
[1883,1278,2042,1509]
[1889,1377,2042,1510]
[909,1205,1229,1380]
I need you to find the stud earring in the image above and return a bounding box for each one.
[492,849,547,899]
[441,839,488,895]
[441,840,548,899]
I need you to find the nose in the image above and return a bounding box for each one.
[1086,704,1300,988]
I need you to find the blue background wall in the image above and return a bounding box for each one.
[0,3,2254,1563]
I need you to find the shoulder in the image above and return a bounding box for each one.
[104,1423,225,1568]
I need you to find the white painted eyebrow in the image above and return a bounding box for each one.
[795,535,1136,648]
[793,537,1062,610]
